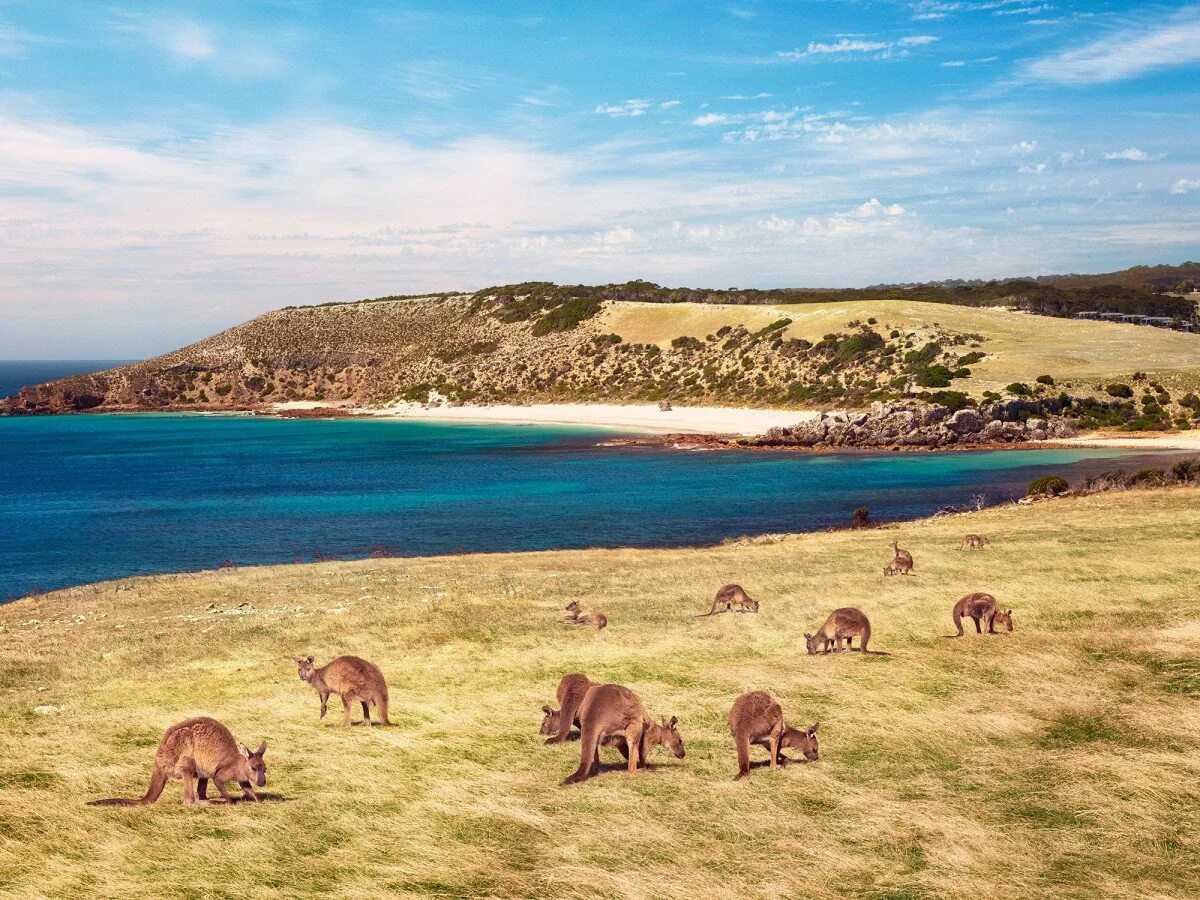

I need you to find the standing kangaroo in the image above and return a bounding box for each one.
[540,673,595,744]
[88,717,266,807]
[728,691,819,779]
[960,534,990,550]
[697,584,760,616]
[806,607,872,654]
[564,601,607,630]
[952,593,1013,636]
[294,655,391,726]
[886,541,914,576]
[562,684,682,784]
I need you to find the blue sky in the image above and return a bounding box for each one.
[1,1,1198,357]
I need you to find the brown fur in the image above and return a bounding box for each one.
[886,540,915,576]
[806,607,872,654]
[540,673,595,743]
[562,684,683,784]
[697,584,760,616]
[88,717,266,806]
[294,655,390,726]
[728,691,819,779]
[960,534,990,550]
[564,600,607,630]
[952,592,1013,636]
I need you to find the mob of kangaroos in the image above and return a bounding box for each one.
[559,682,684,785]
[697,583,760,616]
[564,600,607,629]
[294,654,391,726]
[884,540,915,576]
[728,691,819,779]
[88,716,267,807]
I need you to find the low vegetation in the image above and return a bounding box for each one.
[2,489,1199,897]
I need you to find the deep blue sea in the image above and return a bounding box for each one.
[0,395,1167,599]
[0,360,137,398]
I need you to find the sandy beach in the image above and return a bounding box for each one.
[272,400,815,435]
[1056,431,1200,451]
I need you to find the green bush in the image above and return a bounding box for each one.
[1036,375,1055,386]
[1105,383,1133,398]
[1027,475,1069,497]
[670,336,704,351]
[957,351,986,367]
[1006,382,1032,396]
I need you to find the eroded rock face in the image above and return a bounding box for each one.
[756,401,1077,449]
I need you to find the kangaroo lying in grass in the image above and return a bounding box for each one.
[540,673,595,743]
[562,683,683,784]
[89,717,266,806]
[960,534,990,550]
[728,691,818,779]
[697,584,760,616]
[952,592,1013,636]
[564,600,607,630]
[806,607,872,654]
[885,541,914,576]
[294,655,390,726]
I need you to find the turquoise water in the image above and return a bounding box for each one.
[0,410,1155,600]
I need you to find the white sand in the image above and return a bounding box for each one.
[1058,431,1200,451]
[346,402,816,435]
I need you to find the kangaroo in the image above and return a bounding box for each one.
[886,541,914,576]
[952,593,1013,636]
[540,673,595,744]
[88,717,266,807]
[294,655,390,726]
[563,684,682,784]
[806,607,871,654]
[728,691,819,779]
[564,600,607,630]
[960,534,990,551]
[697,584,760,616]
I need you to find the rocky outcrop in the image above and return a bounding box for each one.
[753,401,1076,450]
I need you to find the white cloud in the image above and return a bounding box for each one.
[1171,179,1200,194]
[594,99,653,117]
[1103,148,1160,162]
[693,112,732,126]
[659,100,682,109]
[779,35,938,60]
[1025,10,1200,84]
[941,60,966,67]
[161,20,214,60]
[720,92,773,100]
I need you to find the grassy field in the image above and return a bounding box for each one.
[599,299,1200,396]
[2,489,1200,898]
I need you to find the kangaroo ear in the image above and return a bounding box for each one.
[808,721,820,735]
[1006,609,1012,616]
[804,633,812,640]
[239,743,250,758]
[306,655,314,663]
[292,656,303,664]
[669,716,678,728]
[256,741,267,756]
[542,705,553,715]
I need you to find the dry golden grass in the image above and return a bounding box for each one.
[2,489,1200,898]
[599,299,1200,395]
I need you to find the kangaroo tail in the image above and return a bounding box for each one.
[377,692,391,725]
[952,610,964,637]
[565,722,601,784]
[735,734,751,777]
[861,621,872,653]
[88,766,167,806]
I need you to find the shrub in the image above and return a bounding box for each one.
[957,351,986,367]
[1027,475,1069,497]
[850,507,871,529]
[1006,382,1032,396]
[670,336,704,351]
[1105,383,1134,398]
[1036,375,1055,386]
[1132,468,1164,486]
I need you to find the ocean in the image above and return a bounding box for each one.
[0,360,137,399]
[0,397,1159,599]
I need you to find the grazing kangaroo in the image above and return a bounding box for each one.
[886,541,914,576]
[728,691,819,779]
[564,600,607,630]
[540,673,595,744]
[599,716,685,765]
[697,584,760,616]
[952,593,1013,636]
[960,534,990,551]
[563,684,681,784]
[88,717,266,807]
[806,607,872,654]
[294,655,391,726]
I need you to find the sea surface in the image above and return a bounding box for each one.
[0,406,1166,600]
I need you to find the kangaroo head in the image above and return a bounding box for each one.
[995,608,1014,631]
[658,716,685,759]
[293,655,317,682]
[564,601,581,613]
[746,597,760,612]
[780,722,820,761]
[539,705,561,736]
[889,540,899,551]
[804,632,821,655]
[239,741,268,787]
